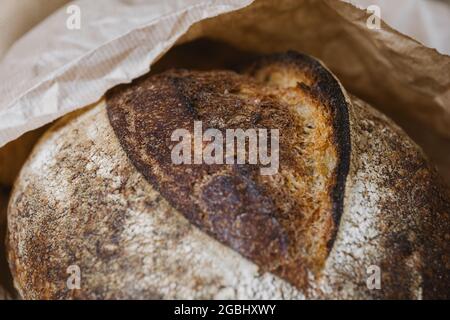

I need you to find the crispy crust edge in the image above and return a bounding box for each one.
[247,51,351,249]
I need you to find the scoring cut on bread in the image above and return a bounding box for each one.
[106,51,350,289]
[7,51,449,299]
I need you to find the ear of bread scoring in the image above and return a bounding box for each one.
[106,51,351,289]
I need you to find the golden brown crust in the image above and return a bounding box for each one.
[246,51,351,248]
[106,52,350,289]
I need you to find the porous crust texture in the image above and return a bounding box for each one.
[7,52,450,299]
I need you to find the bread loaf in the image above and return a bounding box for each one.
[0,125,48,300]
[7,52,450,299]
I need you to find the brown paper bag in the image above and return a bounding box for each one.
[176,0,450,182]
[0,0,448,299]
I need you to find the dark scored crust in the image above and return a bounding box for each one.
[106,52,351,289]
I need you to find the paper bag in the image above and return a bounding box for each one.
[0,0,449,180]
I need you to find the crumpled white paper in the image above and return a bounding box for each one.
[0,0,449,151]
[0,0,252,148]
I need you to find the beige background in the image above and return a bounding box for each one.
[345,0,450,55]
[0,0,69,60]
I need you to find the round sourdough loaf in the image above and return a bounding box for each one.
[7,52,450,299]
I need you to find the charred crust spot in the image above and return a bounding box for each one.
[170,76,199,119]
[201,173,289,267]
